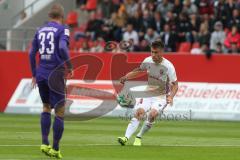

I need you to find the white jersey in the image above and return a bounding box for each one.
[140,56,177,95]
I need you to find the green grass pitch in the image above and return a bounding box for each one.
[0,113,240,160]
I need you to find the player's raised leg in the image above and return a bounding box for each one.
[118,108,145,145]
[134,108,159,146]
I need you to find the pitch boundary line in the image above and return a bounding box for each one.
[0,144,240,147]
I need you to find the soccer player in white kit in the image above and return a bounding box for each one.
[117,39,178,146]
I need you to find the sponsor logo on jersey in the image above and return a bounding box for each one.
[64,29,70,36]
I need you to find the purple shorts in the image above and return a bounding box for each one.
[37,71,66,108]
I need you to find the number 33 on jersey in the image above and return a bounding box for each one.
[33,22,70,62]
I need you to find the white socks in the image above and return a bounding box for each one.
[125,118,154,139]
[136,120,153,138]
[125,117,140,139]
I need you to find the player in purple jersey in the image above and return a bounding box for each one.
[29,4,73,159]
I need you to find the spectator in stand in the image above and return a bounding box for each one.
[228,42,240,53]
[127,10,143,32]
[172,0,183,17]
[182,0,198,15]
[224,0,239,23]
[176,12,192,42]
[224,25,240,51]
[141,10,155,32]
[214,0,227,25]
[197,22,211,46]
[228,9,240,29]
[110,7,128,41]
[152,12,165,34]
[214,42,223,53]
[165,11,177,32]
[138,39,150,52]
[201,13,215,32]
[112,6,128,28]
[144,0,156,14]
[157,0,174,17]
[95,22,112,41]
[195,0,214,16]
[86,12,104,40]
[90,40,104,52]
[160,23,177,52]
[123,23,139,46]
[123,0,138,17]
[72,0,240,53]
[210,21,226,52]
[101,0,116,19]
[79,40,90,52]
[135,0,146,12]
[190,13,201,42]
[144,28,159,44]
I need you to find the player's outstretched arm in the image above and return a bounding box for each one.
[120,67,145,84]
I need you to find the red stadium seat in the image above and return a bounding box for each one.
[76,23,87,32]
[192,42,200,49]
[66,11,78,26]
[85,0,97,10]
[88,41,95,48]
[178,42,192,52]
[75,39,86,50]
[75,41,82,51]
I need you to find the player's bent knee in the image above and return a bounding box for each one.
[43,103,51,113]
[149,109,159,122]
[135,108,146,120]
[55,105,65,118]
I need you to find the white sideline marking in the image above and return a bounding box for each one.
[0,144,240,147]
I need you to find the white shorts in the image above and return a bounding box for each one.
[134,95,168,113]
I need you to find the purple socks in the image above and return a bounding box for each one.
[53,116,64,151]
[41,112,64,151]
[41,112,51,145]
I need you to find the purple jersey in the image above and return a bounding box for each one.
[29,21,72,81]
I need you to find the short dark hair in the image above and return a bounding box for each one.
[150,39,164,49]
[48,4,64,19]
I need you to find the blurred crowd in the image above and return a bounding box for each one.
[71,0,240,54]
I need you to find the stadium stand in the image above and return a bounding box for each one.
[68,0,240,54]
[0,0,240,54]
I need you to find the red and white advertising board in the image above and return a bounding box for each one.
[5,79,240,121]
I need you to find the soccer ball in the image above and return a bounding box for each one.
[117,91,136,108]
